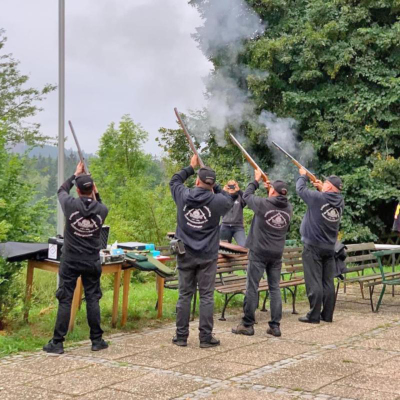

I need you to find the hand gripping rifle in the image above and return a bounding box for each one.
[229,134,270,184]
[174,107,205,168]
[271,141,318,183]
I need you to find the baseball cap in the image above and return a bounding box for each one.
[198,167,216,185]
[327,175,343,191]
[272,180,288,196]
[75,174,94,192]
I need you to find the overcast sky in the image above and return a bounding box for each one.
[0,0,212,155]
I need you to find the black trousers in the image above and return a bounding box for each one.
[176,253,217,341]
[53,258,103,343]
[302,244,336,322]
[242,257,282,328]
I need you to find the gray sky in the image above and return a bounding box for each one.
[0,0,212,155]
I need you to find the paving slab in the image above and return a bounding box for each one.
[211,343,287,367]
[77,387,145,399]
[318,383,399,400]
[249,365,343,392]
[69,344,145,360]
[30,364,149,396]
[4,355,92,376]
[0,386,73,400]
[318,347,395,366]
[207,387,301,400]
[0,367,43,387]
[111,371,207,399]
[337,371,400,395]
[172,357,257,380]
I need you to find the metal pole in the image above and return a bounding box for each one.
[57,0,65,236]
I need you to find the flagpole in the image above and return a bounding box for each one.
[57,0,65,236]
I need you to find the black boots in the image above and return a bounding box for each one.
[43,340,64,354]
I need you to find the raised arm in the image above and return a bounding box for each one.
[296,175,320,205]
[170,154,199,203]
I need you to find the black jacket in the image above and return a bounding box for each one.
[58,175,108,261]
[296,176,344,250]
[170,166,234,259]
[244,180,293,260]
[222,191,246,227]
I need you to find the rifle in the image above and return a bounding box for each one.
[68,120,95,199]
[68,120,89,174]
[174,108,205,168]
[271,141,318,183]
[229,134,269,184]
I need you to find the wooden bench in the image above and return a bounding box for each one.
[215,246,305,320]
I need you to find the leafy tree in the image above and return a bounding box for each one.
[91,115,176,245]
[0,30,56,145]
[0,128,49,327]
[187,0,400,242]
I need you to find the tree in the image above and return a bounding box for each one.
[0,29,56,145]
[90,115,176,245]
[187,0,400,241]
[0,128,49,327]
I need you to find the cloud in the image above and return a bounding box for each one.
[0,0,212,154]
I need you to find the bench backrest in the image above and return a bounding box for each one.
[344,242,378,273]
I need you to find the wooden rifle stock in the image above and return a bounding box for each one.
[229,134,269,183]
[174,108,205,168]
[271,141,318,183]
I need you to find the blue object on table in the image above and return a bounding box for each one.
[145,244,155,251]
[111,248,124,256]
[150,250,161,257]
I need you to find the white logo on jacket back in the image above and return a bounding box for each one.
[321,204,341,222]
[183,205,211,229]
[264,210,290,229]
[69,211,102,237]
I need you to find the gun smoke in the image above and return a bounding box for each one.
[188,0,315,177]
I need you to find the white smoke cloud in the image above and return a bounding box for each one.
[193,0,266,59]
[259,111,298,152]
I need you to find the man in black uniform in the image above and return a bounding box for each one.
[232,169,292,337]
[220,180,246,247]
[43,162,109,354]
[296,168,344,324]
[170,154,233,348]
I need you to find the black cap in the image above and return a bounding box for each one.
[75,174,94,192]
[198,167,216,185]
[272,180,288,196]
[327,175,343,191]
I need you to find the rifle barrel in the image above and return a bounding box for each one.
[174,108,205,168]
[230,134,269,183]
[68,120,89,174]
[271,141,317,182]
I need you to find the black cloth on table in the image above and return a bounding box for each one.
[0,242,48,262]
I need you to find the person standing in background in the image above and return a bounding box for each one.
[220,180,246,247]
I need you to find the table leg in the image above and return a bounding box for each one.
[156,275,165,319]
[24,261,35,322]
[78,282,84,310]
[112,267,122,328]
[68,277,82,332]
[121,269,131,327]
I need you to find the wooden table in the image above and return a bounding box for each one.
[121,255,172,326]
[24,259,123,331]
